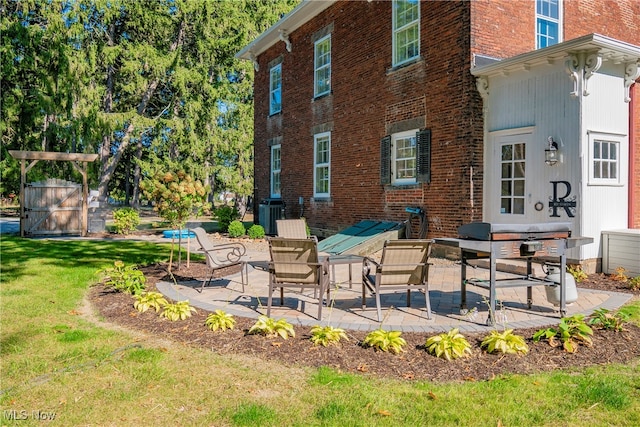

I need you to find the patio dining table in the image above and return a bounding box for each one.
[321,254,365,289]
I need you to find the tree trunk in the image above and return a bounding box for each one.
[132,140,143,208]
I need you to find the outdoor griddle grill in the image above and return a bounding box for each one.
[436,222,592,325]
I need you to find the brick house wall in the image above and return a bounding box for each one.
[252,0,640,237]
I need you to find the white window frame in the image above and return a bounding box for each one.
[536,0,562,49]
[314,35,331,97]
[588,132,622,186]
[392,0,420,66]
[500,142,526,215]
[391,129,417,185]
[313,132,331,198]
[269,64,282,115]
[270,144,281,198]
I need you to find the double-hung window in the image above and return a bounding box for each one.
[380,129,431,186]
[314,132,330,197]
[270,145,281,198]
[536,0,561,49]
[392,0,420,66]
[314,35,331,97]
[269,64,282,115]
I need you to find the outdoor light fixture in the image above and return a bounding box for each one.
[545,136,559,166]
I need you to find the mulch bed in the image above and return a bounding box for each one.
[88,261,640,382]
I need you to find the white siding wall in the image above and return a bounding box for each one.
[580,62,629,261]
[482,60,629,263]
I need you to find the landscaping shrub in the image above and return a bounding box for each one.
[247,224,265,239]
[214,205,238,232]
[113,207,140,235]
[228,220,246,237]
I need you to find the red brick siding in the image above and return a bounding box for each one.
[253,0,639,236]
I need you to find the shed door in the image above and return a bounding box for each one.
[24,179,82,236]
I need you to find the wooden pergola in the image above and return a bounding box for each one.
[8,150,99,237]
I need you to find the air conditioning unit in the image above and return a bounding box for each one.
[258,199,285,235]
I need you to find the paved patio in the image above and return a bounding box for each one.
[158,245,633,333]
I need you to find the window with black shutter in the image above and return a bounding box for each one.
[381,129,430,185]
[416,128,431,183]
[380,135,391,185]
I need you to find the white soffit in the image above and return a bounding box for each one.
[471,33,640,78]
[236,0,336,61]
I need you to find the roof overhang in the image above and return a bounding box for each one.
[236,0,336,62]
[471,33,640,78]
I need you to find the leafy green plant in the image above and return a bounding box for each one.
[227,220,246,237]
[205,310,236,331]
[160,300,197,321]
[533,314,593,353]
[310,325,348,347]
[248,316,295,339]
[425,328,472,360]
[628,276,640,291]
[213,205,239,232]
[113,207,140,235]
[362,329,406,354]
[567,264,588,283]
[480,329,529,355]
[247,224,265,239]
[133,291,168,313]
[588,308,629,332]
[98,261,147,295]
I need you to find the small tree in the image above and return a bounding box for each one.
[140,171,209,270]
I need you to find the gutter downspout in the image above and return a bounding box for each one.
[630,82,636,229]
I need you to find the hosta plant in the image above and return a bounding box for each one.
[480,329,529,355]
[161,300,197,321]
[362,329,406,354]
[205,310,236,332]
[98,261,146,295]
[248,316,295,339]
[533,314,593,353]
[588,308,629,332]
[425,328,472,360]
[310,325,348,347]
[133,291,168,313]
[567,264,588,283]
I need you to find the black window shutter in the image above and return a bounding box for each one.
[380,135,391,185]
[416,129,431,183]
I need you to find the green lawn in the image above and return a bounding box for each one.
[1,236,639,426]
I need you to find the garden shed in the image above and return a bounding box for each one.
[8,150,98,237]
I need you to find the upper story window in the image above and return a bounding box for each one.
[270,144,281,198]
[536,0,561,49]
[314,35,331,97]
[314,132,331,197]
[392,0,420,66]
[269,64,282,115]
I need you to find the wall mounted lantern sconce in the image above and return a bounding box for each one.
[545,136,559,166]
